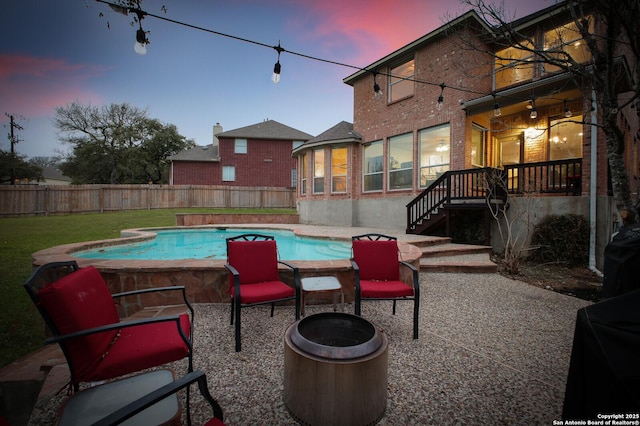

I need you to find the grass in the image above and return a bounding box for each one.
[0,208,296,368]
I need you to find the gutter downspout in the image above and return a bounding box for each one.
[589,89,602,275]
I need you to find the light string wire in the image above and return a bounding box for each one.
[95,0,573,107]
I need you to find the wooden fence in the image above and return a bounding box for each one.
[0,184,296,216]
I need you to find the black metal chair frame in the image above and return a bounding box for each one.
[225,234,301,351]
[91,370,224,426]
[23,260,195,391]
[351,233,420,339]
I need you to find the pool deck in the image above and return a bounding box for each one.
[3,225,591,425]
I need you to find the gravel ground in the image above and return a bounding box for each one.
[29,272,591,425]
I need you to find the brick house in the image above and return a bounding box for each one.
[292,2,638,268]
[170,120,312,187]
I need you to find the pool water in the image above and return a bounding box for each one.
[74,228,352,261]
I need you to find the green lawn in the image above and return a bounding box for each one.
[0,208,295,367]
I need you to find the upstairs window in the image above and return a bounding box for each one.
[222,166,235,181]
[234,138,247,154]
[389,58,415,102]
[419,124,450,187]
[544,20,592,74]
[494,41,535,89]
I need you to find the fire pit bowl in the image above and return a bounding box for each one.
[284,312,388,426]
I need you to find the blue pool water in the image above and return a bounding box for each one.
[74,228,352,261]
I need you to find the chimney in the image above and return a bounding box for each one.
[213,122,222,147]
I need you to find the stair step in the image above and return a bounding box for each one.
[419,251,497,273]
[420,243,491,258]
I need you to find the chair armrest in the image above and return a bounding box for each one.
[112,286,194,319]
[399,260,420,296]
[91,370,224,426]
[350,260,361,291]
[224,264,241,299]
[278,261,301,291]
[45,315,192,349]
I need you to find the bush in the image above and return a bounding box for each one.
[529,214,589,266]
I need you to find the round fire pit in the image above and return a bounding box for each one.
[283,312,388,426]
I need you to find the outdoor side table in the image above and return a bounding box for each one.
[301,276,344,316]
[58,369,180,426]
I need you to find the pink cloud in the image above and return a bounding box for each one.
[0,54,106,118]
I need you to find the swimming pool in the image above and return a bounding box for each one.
[74,228,352,261]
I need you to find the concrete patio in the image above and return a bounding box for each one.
[17,270,590,425]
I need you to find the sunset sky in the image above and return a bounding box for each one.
[1,0,551,158]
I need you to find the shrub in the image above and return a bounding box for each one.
[529,214,589,266]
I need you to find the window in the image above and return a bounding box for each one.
[419,124,450,187]
[292,141,304,150]
[549,115,583,160]
[494,41,535,89]
[388,133,413,190]
[544,20,592,74]
[363,141,383,192]
[291,168,297,188]
[389,58,414,102]
[313,149,324,194]
[300,153,307,195]
[222,166,235,181]
[234,139,247,154]
[331,147,347,193]
[471,124,486,167]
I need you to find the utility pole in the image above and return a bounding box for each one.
[5,113,24,185]
[6,113,23,154]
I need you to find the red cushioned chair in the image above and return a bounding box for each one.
[225,234,301,352]
[351,233,420,339]
[91,370,225,426]
[23,261,194,391]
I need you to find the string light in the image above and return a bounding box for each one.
[372,71,383,100]
[563,99,572,118]
[436,83,445,110]
[492,93,502,117]
[272,42,283,84]
[530,99,538,119]
[133,9,148,55]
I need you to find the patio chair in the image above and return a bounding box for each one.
[225,234,301,352]
[89,370,225,426]
[23,261,194,391]
[351,233,420,339]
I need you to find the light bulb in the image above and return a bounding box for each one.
[493,103,502,117]
[272,61,281,84]
[373,83,383,99]
[134,41,147,55]
[436,95,444,111]
[530,108,538,119]
[564,107,572,118]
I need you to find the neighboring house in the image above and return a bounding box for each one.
[170,120,312,187]
[36,166,72,185]
[292,2,638,269]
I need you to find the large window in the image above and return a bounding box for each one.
[471,124,486,167]
[549,115,583,160]
[222,166,235,181]
[544,21,592,74]
[388,133,413,190]
[419,124,450,187]
[313,149,324,194]
[331,147,347,193]
[494,41,535,89]
[234,138,247,154]
[363,141,383,192]
[300,153,307,195]
[389,58,414,102]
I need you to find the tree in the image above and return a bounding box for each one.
[459,0,639,217]
[55,102,192,184]
[0,150,43,184]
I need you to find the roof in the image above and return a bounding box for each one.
[216,120,313,141]
[41,166,71,182]
[343,10,491,85]
[292,121,361,155]
[169,144,219,162]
